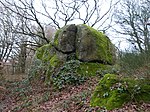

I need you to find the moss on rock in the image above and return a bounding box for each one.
[35,44,63,83]
[90,74,150,110]
[36,44,53,62]
[49,55,60,67]
[36,44,63,67]
[76,24,114,64]
[77,62,110,77]
[53,24,115,64]
[54,29,62,46]
[53,25,77,53]
[34,24,116,88]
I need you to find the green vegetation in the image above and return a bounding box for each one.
[52,60,86,89]
[83,24,114,64]
[36,44,62,67]
[36,44,53,62]
[53,29,62,46]
[51,59,120,90]
[26,25,149,111]
[89,50,150,110]
[76,24,114,64]
[49,54,62,67]
[3,24,149,111]
[78,62,118,77]
[119,50,150,79]
[29,25,117,91]
[90,74,150,110]
[28,58,46,81]
[78,62,105,77]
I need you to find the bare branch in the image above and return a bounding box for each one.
[113,0,150,52]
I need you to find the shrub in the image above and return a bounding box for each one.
[119,50,150,78]
[52,60,86,89]
[28,58,51,83]
[28,58,87,88]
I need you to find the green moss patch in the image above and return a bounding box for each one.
[36,44,53,62]
[76,24,114,64]
[77,62,108,76]
[85,25,113,64]
[54,29,62,46]
[36,44,62,67]
[51,60,116,89]
[90,74,150,110]
[35,44,63,84]
[49,55,61,67]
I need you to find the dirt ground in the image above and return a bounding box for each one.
[0,77,150,112]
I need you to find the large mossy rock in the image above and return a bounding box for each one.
[35,44,115,89]
[35,44,113,77]
[90,74,150,110]
[34,24,116,88]
[76,25,113,64]
[54,24,77,53]
[54,24,115,64]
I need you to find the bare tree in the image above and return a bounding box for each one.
[0,0,118,40]
[0,0,118,71]
[0,6,15,62]
[113,0,150,52]
[40,0,118,30]
[0,0,50,45]
[0,5,29,74]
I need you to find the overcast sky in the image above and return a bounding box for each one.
[33,0,129,50]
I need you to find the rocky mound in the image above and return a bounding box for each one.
[35,24,116,88]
